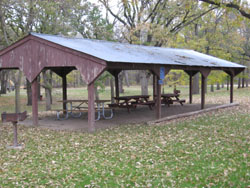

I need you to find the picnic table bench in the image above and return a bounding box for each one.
[55,100,113,120]
[157,90,185,106]
[110,95,154,112]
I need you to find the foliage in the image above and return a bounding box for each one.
[95,71,112,94]
[165,70,189,87]
[69,0,114,40]
[100,0,217,46]
[207,71,227,85]
[0,0,114,45]
[168,8,249,85]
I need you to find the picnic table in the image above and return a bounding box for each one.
[110,95,154,112]
[56,99,113,120]
[159,93,185,106]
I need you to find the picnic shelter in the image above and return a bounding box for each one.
[0,33,245,131]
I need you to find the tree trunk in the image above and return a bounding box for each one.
[221,82,224,88]
[45,87,51,110]
[26,79,32,105]
[140,70,151,95]
[42,71,52,111]
[15,71,22,113]
[110,77,115,104]
[140,70,148,95]
[193,73,199,94]
[238,77,241,88]
[94,86,99,100]
[216,82,220,90]
[242,71,245,88]
[119,72,124,93]
[124,71,130,87]
[0,70,8,94]
[227,76,229,90]
[135,71,140,85]
[210,84,214,92]
[10,70,22,113]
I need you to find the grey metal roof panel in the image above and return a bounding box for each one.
[31,32,245,69]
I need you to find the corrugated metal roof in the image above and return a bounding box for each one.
[31,32,245,69]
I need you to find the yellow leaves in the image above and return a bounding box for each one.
[165,70,189,86]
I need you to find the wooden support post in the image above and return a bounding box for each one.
[189,75,193,104]
[32,77,38,126]
[230,75,234,103]
[114,73,119,98]
[156,78,161,119]
[153,74,157,102]
[201,74,206,109]
[88,82,95,132]
[153,74,155,96]
[62,74,67,112]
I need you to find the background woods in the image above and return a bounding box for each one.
[0,0,249,108]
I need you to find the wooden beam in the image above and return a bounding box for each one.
[189,74,193,104]
[88,82,95,132]
[62,74,67,112]
[224,70,236,104]
[153,74,156,101]
[32,77,38,126]
[107,69,121,77]
[51,67,75,77]
[200,68,211,78]
[151,66,170,78]
[201,74,206,109]
[230,75,234,103]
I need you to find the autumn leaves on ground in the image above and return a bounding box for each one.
[0,87,249,187]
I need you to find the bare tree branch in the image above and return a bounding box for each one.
[170,7,217,34]
[199,0,250,19]
[99,0,128,26]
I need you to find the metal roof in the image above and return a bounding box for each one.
[31,32,245,69]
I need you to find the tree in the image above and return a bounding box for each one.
[11,71,23,113]
[42,70,52,111]
[70,0,114,40]
[168,6,248,92]
[199,0,250,19]
[99,0,217,95]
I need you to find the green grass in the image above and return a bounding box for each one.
[0,86,249,187]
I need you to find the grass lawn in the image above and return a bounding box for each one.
[0,86,249,187]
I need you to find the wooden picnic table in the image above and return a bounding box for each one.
[157,93,185,106]
[112,95,154,112]
[56,99,113,120]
